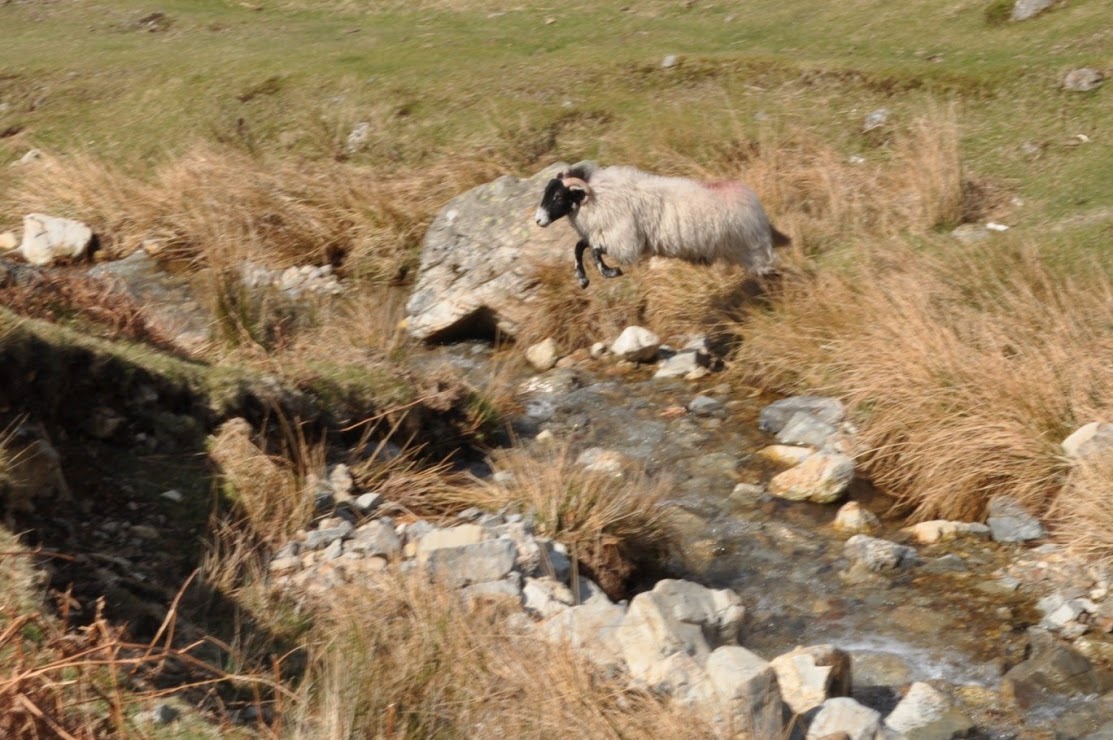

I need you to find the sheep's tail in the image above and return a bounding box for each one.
[771,225,792,247]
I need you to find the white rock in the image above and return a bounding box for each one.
[760,396,846,434]
[884,682,974,739]
[20,213,95,265]
[1010,0,1054,21]
[807,697,882,740]
[590,341,607,358]
[461,577,523,608]
[642,652,718,706]
[523,576,575,618]
[769,450,855,503]
[863,108,890,133]
[654,350,705,378]
[422,538,518,588]
[610,326,661,363]
[769,644,851,715]
[525,337,561,372]
[759,445,814,466]
[901,520,991,545]
[776,411,838,447]
[1062,422,1113,460]
[416,524,490,560]
[833,501,880,534]
[616,590,712,678]
[706,646,784,736]
[650,579,746,645]
[541,600,627,670]
[576,447,635,476]
[0,231,18,251]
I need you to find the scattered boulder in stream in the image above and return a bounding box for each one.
[833,501,880,534]
[1002,643,1109,708]
[769,644,851,715]
[883,681,974,739]
[806,696,882,740]
[844,535,918,573]
[759,395,846,434]
[769,450,855,503]
[901,519,991,545]
[404,163,571,341]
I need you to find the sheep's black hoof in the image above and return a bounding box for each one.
[602,267,623,279]
[576,271,590,289]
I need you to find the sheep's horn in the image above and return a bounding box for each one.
[561,176,591,193]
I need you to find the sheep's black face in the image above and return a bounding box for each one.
[535,178,584,227]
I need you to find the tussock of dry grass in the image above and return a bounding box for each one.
[207,417,317,549]
[1054,453,1113,570]
[732,236,1113,521]
[5,146,497,282]
[295,576,710,740]
[447,444,673,596]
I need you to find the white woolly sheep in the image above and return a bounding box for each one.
[534,162,789,288]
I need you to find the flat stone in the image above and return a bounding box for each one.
[416,524,490,559]
[423,538,518,588]
[348,520,401,558]
[902,520,991,545]
[461,577,523,608]
[759,396,846,434]
[687,395,725,417]
[776,411,838,447]
[610,326,661,363]
[654,350,707,378]
[354,492,384,513]
[304,520,354,550]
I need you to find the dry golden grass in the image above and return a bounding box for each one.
[4,145,497,283]
[1054,452,1113,570]
[732,235,1113,522]
[518,103,966,350]
[446,443,673,597]
[293,576,711,740]
[207,417,318,550]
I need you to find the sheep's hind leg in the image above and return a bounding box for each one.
[574,239,590,288]
[592,247,623,279]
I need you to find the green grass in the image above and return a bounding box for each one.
[1,0,1108,230]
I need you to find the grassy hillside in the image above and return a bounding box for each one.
[0,0,1111,734]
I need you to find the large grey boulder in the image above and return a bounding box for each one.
[19,213,96,265]
[760,396,846,434]
[986,495,1045,542]
[405,164,572,341]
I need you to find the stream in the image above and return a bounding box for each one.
[421,339,1112,737]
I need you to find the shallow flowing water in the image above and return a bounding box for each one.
[419,340,1107,735]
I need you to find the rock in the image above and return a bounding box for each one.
[526,337,560,372]
[89,251,212,354]
[950,223,992,244]
[776,411,838,447]
[844,535,917,572]
[730,482,766,505]
[1063,67,1105,93]
[1040,598,1092,632]
[576,447,636,476]
[661,54,679,69]
[354,492,384,513]
[769,450,855,503]
[19,213,95,265]
[1010,0,1054,21]
[541,600,628,670]
[461,577,523,608]
[654,350,707,378]
[641,652,718,706]
[706,646,784,736]
[807,697,882,740]
[347,520,401,558]
[986,495,1046,542]
[615,580,744,678]
[405,164,573,341]
[759,445,814,466]
[328,464,354,501]
[862,108,890,133]
[687,395,725,417]
[345,121,372,153]
[852,650,915,688]
[610,326,661,363]
[884,682,974,739]
[901,520,991,545]
[769,644,852,715]
[160,489,184,503]
[1002,644,1106,707]
[617,591,712,678]
[760,396,846,434]
[833,501,880,534]
[0,231,17,250]
[1062,422,1113,460]
[422,538,518,588]
[590,341,607,358]
[304,520,354,550]
[416,524,490,558]
[522,576,575,618]
[135,703,180,725]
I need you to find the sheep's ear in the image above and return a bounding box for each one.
[555,171,565,179]
[567,182,586,193]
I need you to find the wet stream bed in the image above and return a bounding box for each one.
[421,340,1113,736]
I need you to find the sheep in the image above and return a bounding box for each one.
[534,162,790,288]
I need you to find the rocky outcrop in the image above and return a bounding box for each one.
[405,164,572,341]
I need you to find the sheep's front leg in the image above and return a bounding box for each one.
[592,247,623,279]
[574,239,590,288]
